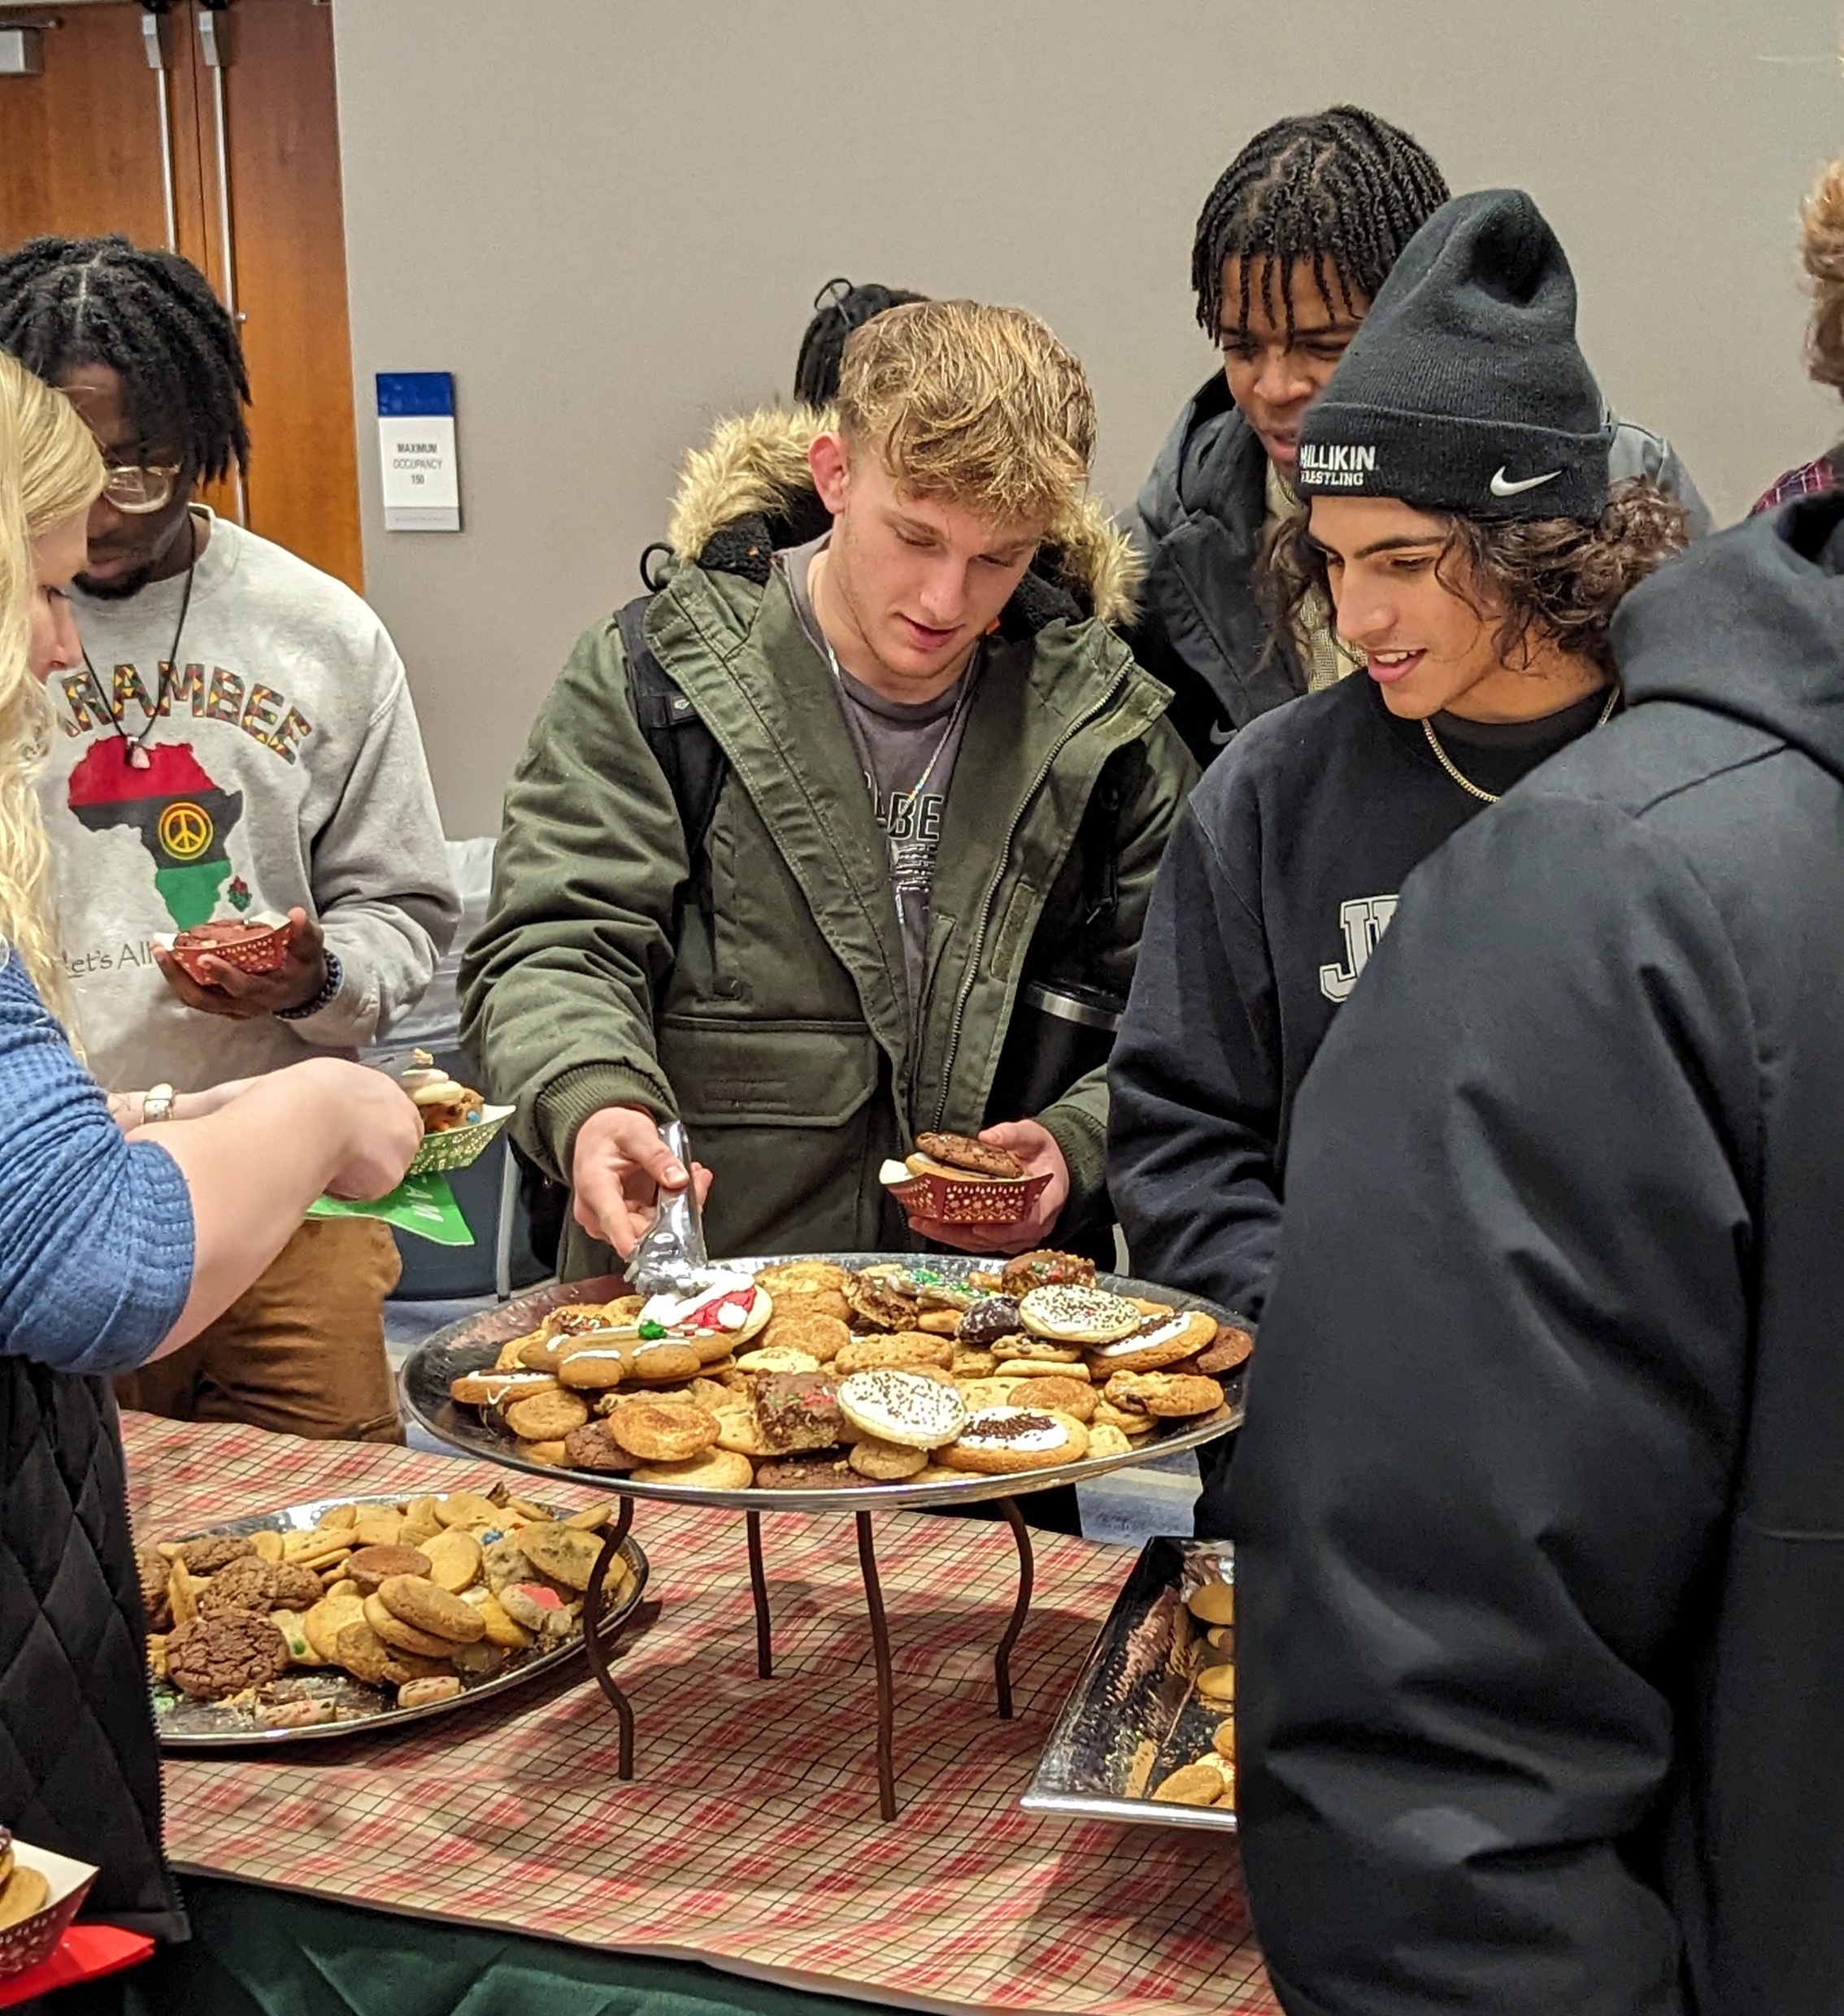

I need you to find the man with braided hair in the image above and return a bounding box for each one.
[0,235,458,1444]
[1127,106,1709,765]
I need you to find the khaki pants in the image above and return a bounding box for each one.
[116,1217,405,1445]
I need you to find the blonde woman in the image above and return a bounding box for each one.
[0,351,420,1938]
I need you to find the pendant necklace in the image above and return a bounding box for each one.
[1422,682,1620,806]
[802,550,979,880]
[80,513,200,771]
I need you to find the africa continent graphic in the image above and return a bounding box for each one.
[67,740,244,930]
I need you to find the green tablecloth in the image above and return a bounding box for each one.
[56,1879,896,2016]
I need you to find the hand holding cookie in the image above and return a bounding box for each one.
[570,1105,715,1257]
[902,1119,1069,1255]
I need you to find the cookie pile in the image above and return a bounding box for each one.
[0,1829,48,1931]
[143,1487,623,1731]
[1149,1559,1237,1810]
[446,1253,1251,1490]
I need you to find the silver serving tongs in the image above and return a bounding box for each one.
[628,1118,711,1298]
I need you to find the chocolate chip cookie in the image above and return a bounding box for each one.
[913,1131,1026,1179]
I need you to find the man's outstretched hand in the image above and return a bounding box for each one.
[571,1103,715,1258]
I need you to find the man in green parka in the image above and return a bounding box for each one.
[461,300,1196,1279]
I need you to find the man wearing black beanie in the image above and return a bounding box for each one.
[1125,112,1708,767]
[1111,187,1685,1374]
[1223,189,1844,2012]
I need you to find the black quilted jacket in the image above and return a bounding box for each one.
[0,1360,185,1938]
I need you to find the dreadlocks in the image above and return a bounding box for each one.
[0,235,250,480]
[1190,106,1449,345]
[793,277,928,408]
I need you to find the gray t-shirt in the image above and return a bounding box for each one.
[783,536,980,1000]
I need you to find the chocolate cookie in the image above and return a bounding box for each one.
[166,1610,291,1699]
[914,1131,1026,1179]
[269,1561,327,1610]
[178,1534,258,1575]
[755,1453,853,1489]
[955,1295,1023,1349]
[198,1556,280,1615]
[562,1421,638,1473]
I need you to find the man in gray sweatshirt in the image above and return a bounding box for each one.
[0,235,459,1443]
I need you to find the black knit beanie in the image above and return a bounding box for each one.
[1294,188,1611,519]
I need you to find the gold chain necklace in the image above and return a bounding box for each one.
[1421,684,1620,805]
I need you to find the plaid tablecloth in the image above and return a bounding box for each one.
[124,1413,1274,2016]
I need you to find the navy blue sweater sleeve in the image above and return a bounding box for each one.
[1107,793,1285,1321]
[0,957,194,1375]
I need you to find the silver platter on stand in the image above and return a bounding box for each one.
[400,1253,1246,1508]
[398,1255,1247,1818]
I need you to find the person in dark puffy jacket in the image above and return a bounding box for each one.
[1227,214,1844,2016]
[1124,105,1710,767]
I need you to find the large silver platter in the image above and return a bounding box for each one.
[1022,1534,1237,1833]
[153,1494,649,1749]
[402,1253,1247,1511]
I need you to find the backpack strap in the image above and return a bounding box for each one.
[615,593,727,860]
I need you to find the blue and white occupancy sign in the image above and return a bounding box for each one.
[376,371,461,532]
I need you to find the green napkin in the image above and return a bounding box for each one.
[307,1169,474,1245]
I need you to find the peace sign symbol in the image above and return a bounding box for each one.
[158,801,214,862]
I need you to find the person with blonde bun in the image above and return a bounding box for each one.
[0,352,422,1940]
[1753,156,1844,510]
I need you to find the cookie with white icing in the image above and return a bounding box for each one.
[1016,1284,1144,1347]
[939,1406,1089,1474]
[836,1368,968,1450]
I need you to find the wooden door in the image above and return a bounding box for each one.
[0,0,363,591]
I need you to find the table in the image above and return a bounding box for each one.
[124,1413,1276,2016]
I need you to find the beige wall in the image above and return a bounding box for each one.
[331,0,1844,836]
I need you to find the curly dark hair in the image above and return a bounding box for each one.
[1263,479,1690,678]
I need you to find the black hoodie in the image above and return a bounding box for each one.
[1107,669,1611,1328]
[1226,493,1844,2016]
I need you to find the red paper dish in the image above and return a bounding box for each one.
[883,1168,1052,1226]
[163,915,292,984]
[0,1843,99,1982]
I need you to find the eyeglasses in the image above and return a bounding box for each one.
[101,462,183,515]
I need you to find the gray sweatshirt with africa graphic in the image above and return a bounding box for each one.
[40,511,459,1093]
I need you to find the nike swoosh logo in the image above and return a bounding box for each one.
[1208,720,1234,746]
[1489,466,1561,497]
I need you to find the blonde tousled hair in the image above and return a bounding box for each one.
[0,351,104,1015]
[1801,157,1844,393]
[835,298,1096,529]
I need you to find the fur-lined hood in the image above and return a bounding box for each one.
[664,406,1142,631]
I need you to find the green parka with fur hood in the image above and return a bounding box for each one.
[460,409,1198,1280]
